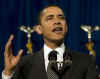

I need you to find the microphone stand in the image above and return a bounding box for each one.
[51,60,72,79]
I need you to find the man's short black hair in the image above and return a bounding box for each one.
[37,4,67,25]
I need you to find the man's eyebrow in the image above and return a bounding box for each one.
[46,14,64,17]
[46,15,54,18]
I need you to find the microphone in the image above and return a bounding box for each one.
[48,51,63,71]
[63,49,72,66]
[48,50,72,76]
[61,49,72,73]
[48,51,57,61]
[48,50,57,68]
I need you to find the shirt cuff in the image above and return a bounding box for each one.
[2,71,13,79]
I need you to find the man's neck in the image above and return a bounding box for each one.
[44,39,64,49]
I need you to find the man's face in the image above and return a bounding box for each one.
[39,6,67,42]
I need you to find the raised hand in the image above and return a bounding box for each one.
[3,35,23,75]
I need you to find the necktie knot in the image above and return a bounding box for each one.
[48,50,58,61]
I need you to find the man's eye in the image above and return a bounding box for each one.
[46,15,54,21]
[58,15,65,19]
[59,16,65,19]
[46,17,53,20]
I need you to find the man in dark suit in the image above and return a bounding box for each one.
[2,5,96,79]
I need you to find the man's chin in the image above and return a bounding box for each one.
[44,36,64,43]
[50,38,64,43]
[52,36,64,41]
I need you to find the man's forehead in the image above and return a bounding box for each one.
[42,6,64,16]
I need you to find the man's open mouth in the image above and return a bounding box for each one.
[52,27,63,33]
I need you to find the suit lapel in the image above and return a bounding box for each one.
[36,49,48,79]
[28,48,48,79]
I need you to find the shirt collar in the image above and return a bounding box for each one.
[44,43,65,60]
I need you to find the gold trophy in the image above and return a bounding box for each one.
[19,25,36,54]
[81,25,100,56]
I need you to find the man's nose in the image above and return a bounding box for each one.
[54,19,61,25]
[53,16,62,25]
[54,22,61,25]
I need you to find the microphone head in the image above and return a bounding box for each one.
[63,49,72,61]
[48,51,57,61]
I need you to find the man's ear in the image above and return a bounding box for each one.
[35,25,43,35]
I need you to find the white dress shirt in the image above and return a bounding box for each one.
[2,43,65,79]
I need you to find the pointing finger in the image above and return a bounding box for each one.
[4,35,14,56]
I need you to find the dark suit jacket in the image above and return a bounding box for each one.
[12,48,97,79]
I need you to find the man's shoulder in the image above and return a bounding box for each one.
[65,48,91,60]
[72,51,90,58]
[71,50,94,63]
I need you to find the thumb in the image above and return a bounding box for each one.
[17,49,23,60]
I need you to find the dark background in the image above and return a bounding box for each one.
[0,0,100,77]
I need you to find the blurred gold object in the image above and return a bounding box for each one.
[86,42,95,56]
[26,42,33,54]
[19,25,36,54]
